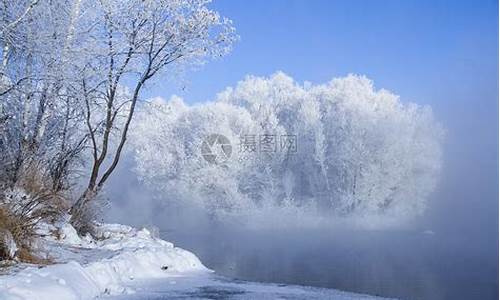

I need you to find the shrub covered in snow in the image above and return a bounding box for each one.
[0,170,68,261]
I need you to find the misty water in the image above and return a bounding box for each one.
[158,225,495,300]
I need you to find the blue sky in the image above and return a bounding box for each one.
[148,0,497,111]
[143,0,498,237]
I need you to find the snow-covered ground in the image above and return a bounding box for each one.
[0,221,392,300]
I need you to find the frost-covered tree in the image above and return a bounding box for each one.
[0,0,87,257]
[63,0,236,229]
[131,73,443,224]
[0,0,236,233]
[0,0,85,191]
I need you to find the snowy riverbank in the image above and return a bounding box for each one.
[0,221,207,299]
[0,221,391,300]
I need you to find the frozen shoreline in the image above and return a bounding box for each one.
[0,222,390,300]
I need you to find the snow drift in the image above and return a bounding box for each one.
[0,222,208,300]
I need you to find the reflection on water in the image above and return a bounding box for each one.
[163,227,498,300]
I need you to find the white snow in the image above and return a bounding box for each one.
[0,221,390,300]
[0,222,208,300]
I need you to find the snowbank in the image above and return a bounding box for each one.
[0,222,209,300]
